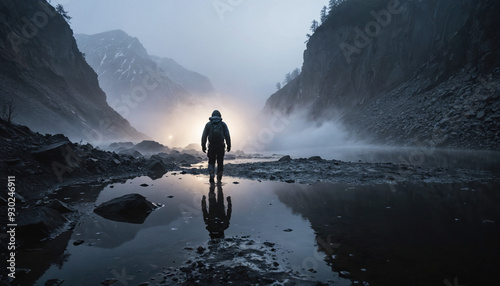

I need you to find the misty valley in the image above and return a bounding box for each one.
[1,0,500,286]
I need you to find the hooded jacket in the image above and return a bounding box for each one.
[201,110,231,149]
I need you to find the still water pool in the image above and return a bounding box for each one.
[26,171,500,285]
[33,174,351,285]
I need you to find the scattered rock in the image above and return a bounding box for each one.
[140,183,149,187]
[197,246,206,254]
[118,148,143,157]
[73,240,85,246]
[145,160,167,175]
[339,270,351,277]
[94,194,159,224]
[263,242,275,247]
[283,228,293,232]
[225,154,236,160]
[133,140,170,154]
[278,155,292,162]
[100,278,118,285]
[47,199,75,213]
[308,156,323,161]
[109,142,135,150]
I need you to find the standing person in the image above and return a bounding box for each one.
[201,110,231,182]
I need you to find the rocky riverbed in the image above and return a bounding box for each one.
[2,120,497,205]
[1,120,499,285]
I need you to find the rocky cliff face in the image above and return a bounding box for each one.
[265,0,500,149]
[75,30,215,138]
[0,0,146,143]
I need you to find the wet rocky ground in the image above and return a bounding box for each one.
[0,120,202,205]
[154,236,331,286]
[215,155,498,185]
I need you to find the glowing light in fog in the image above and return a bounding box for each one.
[152,95,256,150]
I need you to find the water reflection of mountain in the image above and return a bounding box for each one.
[273,181,500,286]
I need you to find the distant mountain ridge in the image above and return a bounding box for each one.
[75,30,216,138]
[150,55,215,97]
[265,0,500,149]
[0,0,146,143]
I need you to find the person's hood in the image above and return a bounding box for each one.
[209,116,222,123]
[209,110,222,122]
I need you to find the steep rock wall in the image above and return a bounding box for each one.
[0,0,146,143]
[265,0,500,149]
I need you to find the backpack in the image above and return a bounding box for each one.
[209,121,224,143]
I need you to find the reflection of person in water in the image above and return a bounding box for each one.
[201,182,232,239]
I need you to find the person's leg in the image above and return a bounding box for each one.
[216,144,225,182]
[207,147,216,182]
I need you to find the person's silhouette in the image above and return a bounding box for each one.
[201,182,232,239]
[201,110,231,183]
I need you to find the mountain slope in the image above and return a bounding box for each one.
[150,55,215,96]
[265,0,500,149]
[75,30,215,138]
[0,0,146,143]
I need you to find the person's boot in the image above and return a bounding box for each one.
[217,171,223,182]
[208,164,215,183]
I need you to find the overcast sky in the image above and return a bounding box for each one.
[57,0,327,108]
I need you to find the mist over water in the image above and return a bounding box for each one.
[135,94,262,150]
[266,117,357,153]
[239,109,362,155]
[148,100,362,157]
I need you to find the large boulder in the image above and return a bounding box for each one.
[144,157,172,180]
[94,193,159,224]
[17,207,68,239]
[32,140,80,167]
